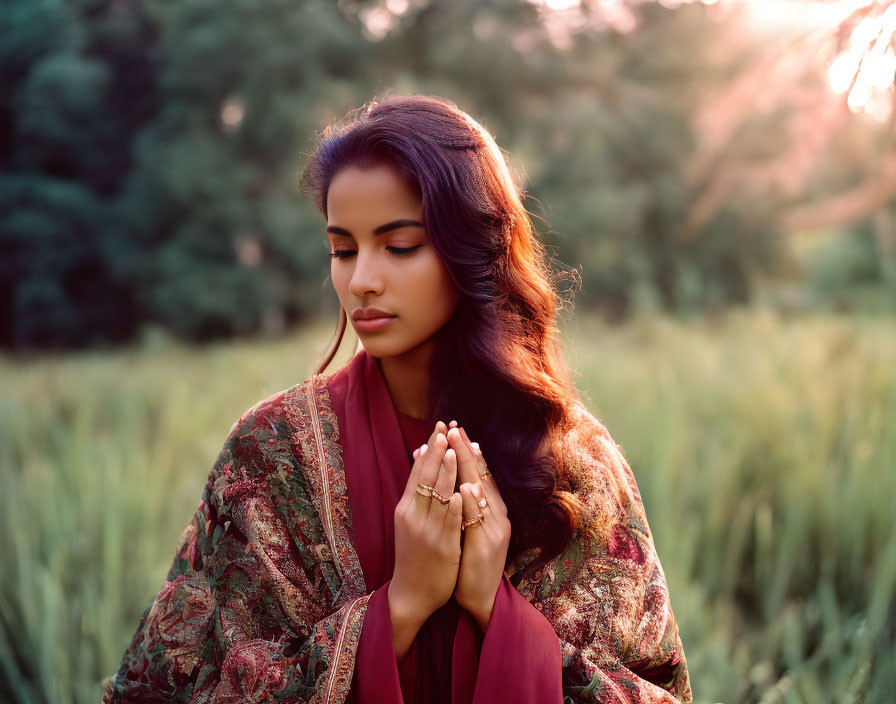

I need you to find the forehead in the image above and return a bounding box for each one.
[326,163,422,225]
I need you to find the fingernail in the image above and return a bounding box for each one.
[449,420,457,427]
[471,441,480,452]
[472,484,483,499]
[420,443,427,453]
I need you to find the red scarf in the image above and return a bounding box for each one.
[327,350,563,704]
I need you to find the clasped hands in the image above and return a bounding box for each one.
[390,420,511,634]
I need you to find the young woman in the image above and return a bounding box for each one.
[102,95,692,704]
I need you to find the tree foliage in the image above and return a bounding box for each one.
[1,0,891,349]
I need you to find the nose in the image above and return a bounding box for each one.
[348,248,385,298]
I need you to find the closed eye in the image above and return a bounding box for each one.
[330,245,422,260]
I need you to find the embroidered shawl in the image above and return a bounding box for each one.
[101,367,692,703]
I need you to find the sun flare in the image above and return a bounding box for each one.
[531,0,896,117]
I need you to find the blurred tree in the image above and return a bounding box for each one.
[364,0,783,316]
[113,0,376,341]
[0,0,156,348]
[4,0,894,349]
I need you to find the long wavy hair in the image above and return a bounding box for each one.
[299,94,584,570]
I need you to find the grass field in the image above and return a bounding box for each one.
[1,311,894,703]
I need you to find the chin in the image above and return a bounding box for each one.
[358,334,434,362]
[355,337,403,359]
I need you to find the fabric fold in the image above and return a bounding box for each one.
[330,350,563,704]
[348,579,405,702]
[450,610,481,704]
[471,574,564,703]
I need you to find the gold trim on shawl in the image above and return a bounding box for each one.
[297,373,370,703]
[306,377,337,561]
[320,594,371,704]
[292,373,366,604]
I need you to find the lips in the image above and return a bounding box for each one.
[352,308,395,321]
[352,314,396,333]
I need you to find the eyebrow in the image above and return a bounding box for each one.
[326,219,425,238]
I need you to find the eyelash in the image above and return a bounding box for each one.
[329,246,421,260]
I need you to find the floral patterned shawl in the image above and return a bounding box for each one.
[101,367,692,703]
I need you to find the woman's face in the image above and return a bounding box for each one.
[325,162,460,360]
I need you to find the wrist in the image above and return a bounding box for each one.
[387,581,430,663]
[387,581,430,629]
[459,596,495,633]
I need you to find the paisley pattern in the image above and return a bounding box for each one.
[508,402,692,703]
[102,379,691,704]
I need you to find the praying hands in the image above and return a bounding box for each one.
[407,421,511,632]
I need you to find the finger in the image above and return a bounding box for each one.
[470,442,490,480]
[457,425,476,454]
[447,427,480,487]
[405,443,429,513]
[431,446,457,509]
[402,421,448,518]
[405,421,446,492]
[417,426,447,488]
[459,482,489,535]
[444,491,463,533]
[470,481,492,521]
[425,448,456,531]
[414,433,448,517]
[470,442,507,516]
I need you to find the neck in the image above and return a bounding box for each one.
[376,342,433,420]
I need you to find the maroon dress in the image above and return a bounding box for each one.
[327,351,563,704]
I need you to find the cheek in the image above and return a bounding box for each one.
[331,265,350,300]
[413,258,459,313]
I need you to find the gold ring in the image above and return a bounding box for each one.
[461,512,484,530]
[479,471,492,479]
[430,489,451,505]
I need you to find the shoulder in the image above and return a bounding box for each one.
[515,403,662,601]
[215,373,338,483]
[559,400,648,532]
[203,373,344,522]
[225,376,314,437]
[223,369,345,445]
[560,400,621,485]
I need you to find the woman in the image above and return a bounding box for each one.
[102,95,692,704]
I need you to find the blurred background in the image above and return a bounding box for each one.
[1,0,894,702]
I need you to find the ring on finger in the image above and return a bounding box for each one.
[461,512,484,530]
[416,483,435,497]
[430,489,452,505]
[479,470,492,480]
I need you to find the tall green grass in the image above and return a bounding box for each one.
[1,312,893,703]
